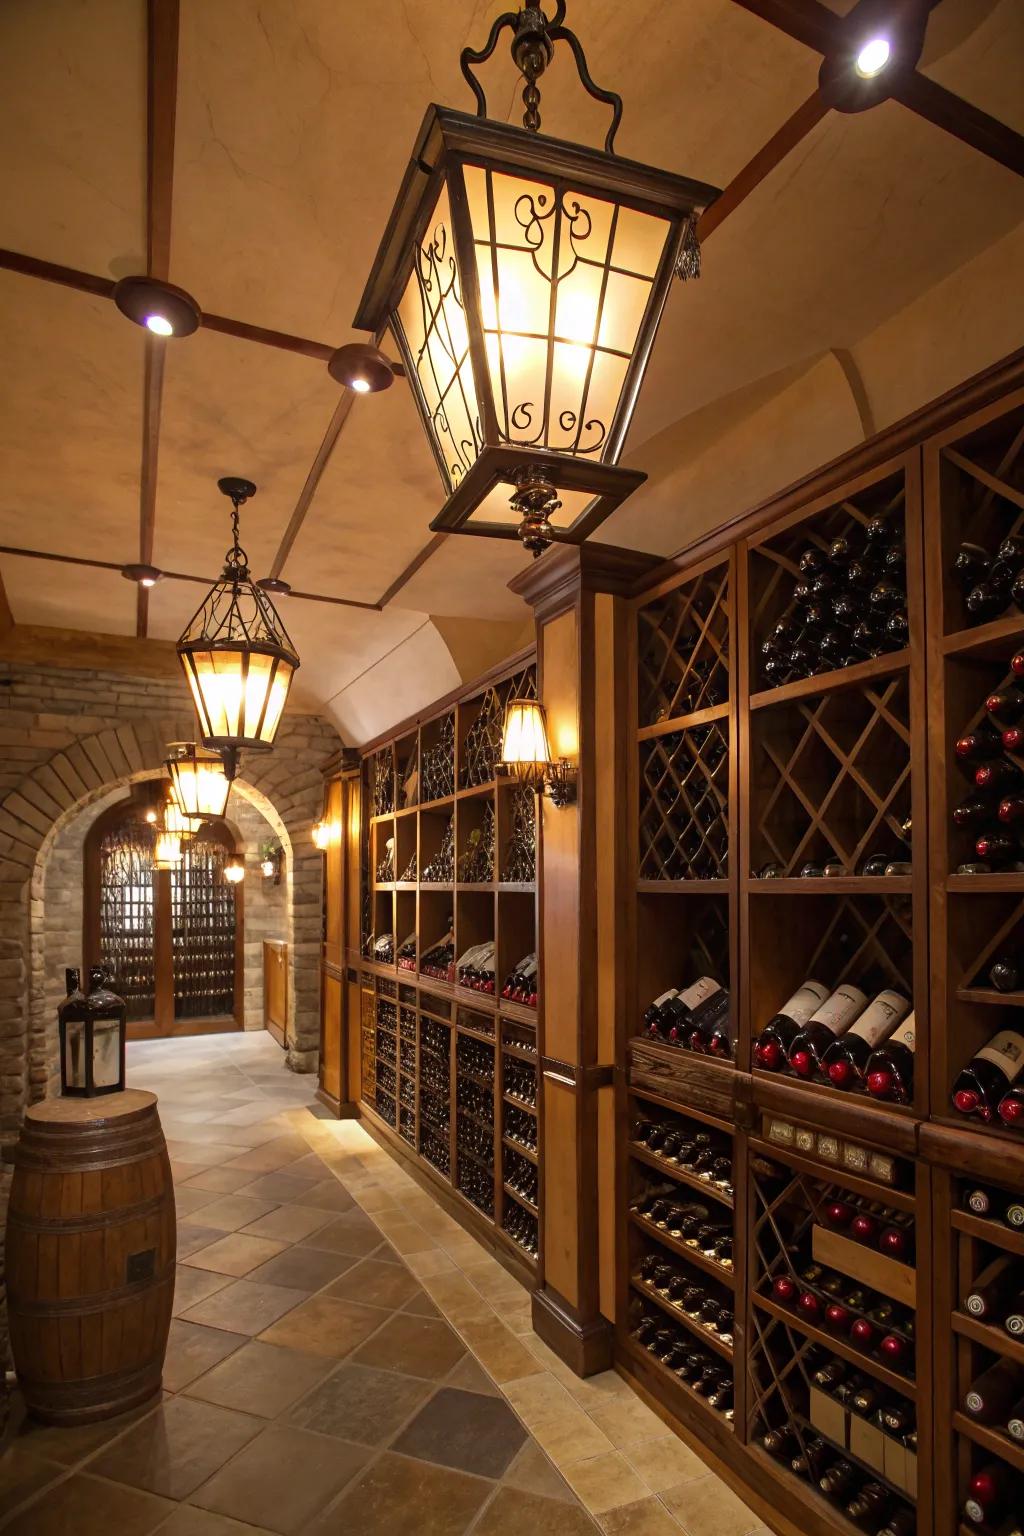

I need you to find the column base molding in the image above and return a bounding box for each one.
[531,1285,613,1378]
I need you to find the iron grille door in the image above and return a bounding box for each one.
[171,832,236,1019]
[98,817,156,1022]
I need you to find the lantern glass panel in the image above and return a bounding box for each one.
[92,1020,122,1089]
[396,182,481,494]
[463,165,671,464]
[63,1021,87,1091]
[184,650,293,748]
[168,748,230,819]
[471,482,591,528]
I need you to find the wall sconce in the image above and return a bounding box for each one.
[260,844,284,884]
[312,819,333,851]
[224,855,245,884]
[500,699,577,808]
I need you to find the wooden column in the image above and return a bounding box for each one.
[510,544,659,1375]
[319,754,361,1116]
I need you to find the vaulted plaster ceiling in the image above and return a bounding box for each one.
[1,0,1022,743]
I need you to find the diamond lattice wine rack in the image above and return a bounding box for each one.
[354,650,540,1278]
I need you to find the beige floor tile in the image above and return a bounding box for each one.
[155,1508,279,1535]
[405,1246,458,1276]
[238,1203,335,1243]
[662,1475,760,1536]
[599,1497,685,1534]
[625,1436,705,1494]
[173,1186,223,1217]
[473,1486,601,1535]
[588,1395,667,1450]
[90,1396,263,1501]
[183,1233,287,1277]
[370,1218,438,1255]
[163,1320,246,1391]
[259,1293,384,1359]
[180,1167,257,1194]
[172,1265,233,1317]
[502,1438,577,1502]
[180,1279,307,1337]
[0,1442,64,1515]
[561,1452,651,1514]
[456,1317,546,1386]
[420,1270,497,1323]
[183,1340,333,1417]
[190,1424,368,1535]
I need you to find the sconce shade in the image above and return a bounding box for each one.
[502,699,552,783]
[354,107,717,546]
[312,820,332,851]
[166,742,231,819]
[224,856,245,884]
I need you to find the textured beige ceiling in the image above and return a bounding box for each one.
[0,0,1022,745]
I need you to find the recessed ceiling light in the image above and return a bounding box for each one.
[121,563,163,587]
[113,275,201,338]
[257,577,292,596]
[855,36,891,77]
[327,341,396,394]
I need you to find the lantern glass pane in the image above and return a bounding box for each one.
[259,658,293,744]
[169,752,230,819]
[64,1022,87,1089]
[396,182,481,493]
[464,165,671,463]
[502,701,551,767]
[154,832,182,869]
[92,1020,121,1088]
[470,482,592,529]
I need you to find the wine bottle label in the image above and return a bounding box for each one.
[889,1013,917,1053]
[966,1188,990,1214]
[808,984,867,1032]
[678,977,720,1011]
[1007,1201,1024,1228]
[965,1387,984,1414]
[965,1498,986,1524]
[1009,1411,1024,1440]
[847,990,911,1044]
[779,980,831,1026]
[652,989,679,1009]
[976,1030,1024,1083]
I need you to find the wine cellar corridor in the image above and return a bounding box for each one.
[3,3,1024,1536]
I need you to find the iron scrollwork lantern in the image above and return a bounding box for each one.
[177,478,299,778]
[347,2,719,556]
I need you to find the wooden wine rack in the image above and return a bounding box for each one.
[613,364,1024,1536]
[350,650,541,1280]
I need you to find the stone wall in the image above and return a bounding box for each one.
[0,659,341,1397]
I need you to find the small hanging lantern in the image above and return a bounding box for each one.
[348,3,719,556]
[166,741,231,819]
[260,843,284,883]
[58,966,127,1096]
[177,478,299,778]
[153,830,182,869]
[162,787,201,840]
[224,854,245,884]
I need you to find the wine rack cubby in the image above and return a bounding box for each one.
[353,649,541,1279]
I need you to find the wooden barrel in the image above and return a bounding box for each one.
[5,1089,176,1425]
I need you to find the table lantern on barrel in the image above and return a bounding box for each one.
[58,965,127,1096]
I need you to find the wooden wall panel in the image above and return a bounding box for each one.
[320,972,342,1101]
[597,1081,616,1322]
[539,606,580,1066]
[541,1075,579,1305]
[324,777,343,963]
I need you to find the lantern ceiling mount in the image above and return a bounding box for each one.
[351,2,720,558]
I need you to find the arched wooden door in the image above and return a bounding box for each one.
[84,793,244,1038]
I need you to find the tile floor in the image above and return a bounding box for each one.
[1,1033,771,1536]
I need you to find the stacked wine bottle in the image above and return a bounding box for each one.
[759,514,907,690]
[953,654,1024,872]
[951,1027,1024,1130]
[754,979,916,1101]
[953,533,1024,627]
[642,976,734,1060]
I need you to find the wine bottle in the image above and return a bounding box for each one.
[964,1462,1012,1526]
[1008,1393,1024,1440]
[976,759,1024,793]
[819,1459,858,1498]
[954,794,1001,827]
[998,1085,1024,1126]
[976,830,1024,866]
[789,984,868,1079]
[685,987,732,1053]
[790,1434,833,1478]
[753,979,831,1070]
[644,989,679,1038]
[953,1029,1024,1120]
[988,687,1024,723]
[660,977,723,1041]
[1003,725,1024,753]
[846,1482,891,1527]
[963,1187,1024,1228]
[1004,1289,1024,1336]
[963,1254,1017,1318]
[989,954,1023,990]
[877,1512,915,1536]
[953,542,991,593]
[822,989,911,1089]
[864,1012,917,1103]
[762,1423,797,1458]
[964,1357,1024,1422]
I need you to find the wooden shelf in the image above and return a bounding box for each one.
[620,1334,734,1434]
[745,1134,918,1213]
[947,872,1024,893]
[951,1207,1024,1258]
[503,1135,538,1164]
[748,648,910,711]
[628,1141,734,1208]
[637,700,731,740]
[952,1310,1024,1367]
[503,1092,537,1114]
[630,1276,734,1361]
[636,878,730,894]
[753,1292,917,1401]
[503,1181,538,1215]
[956,986,1024,1006]
[942,611,1024,659]
[952,1411,1024,1475]
[744,876,914,896]
[629,1211,736,1289]
[628,1069,736,1135]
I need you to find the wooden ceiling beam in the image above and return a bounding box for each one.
[699,90,830,242]
[727,0,839,56]
[0,544,381,613]
[268,391,357,579]
[893,72,1024,180]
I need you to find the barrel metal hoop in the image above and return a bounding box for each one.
[6,1191,170,1233]
[9,1265,175,1316]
